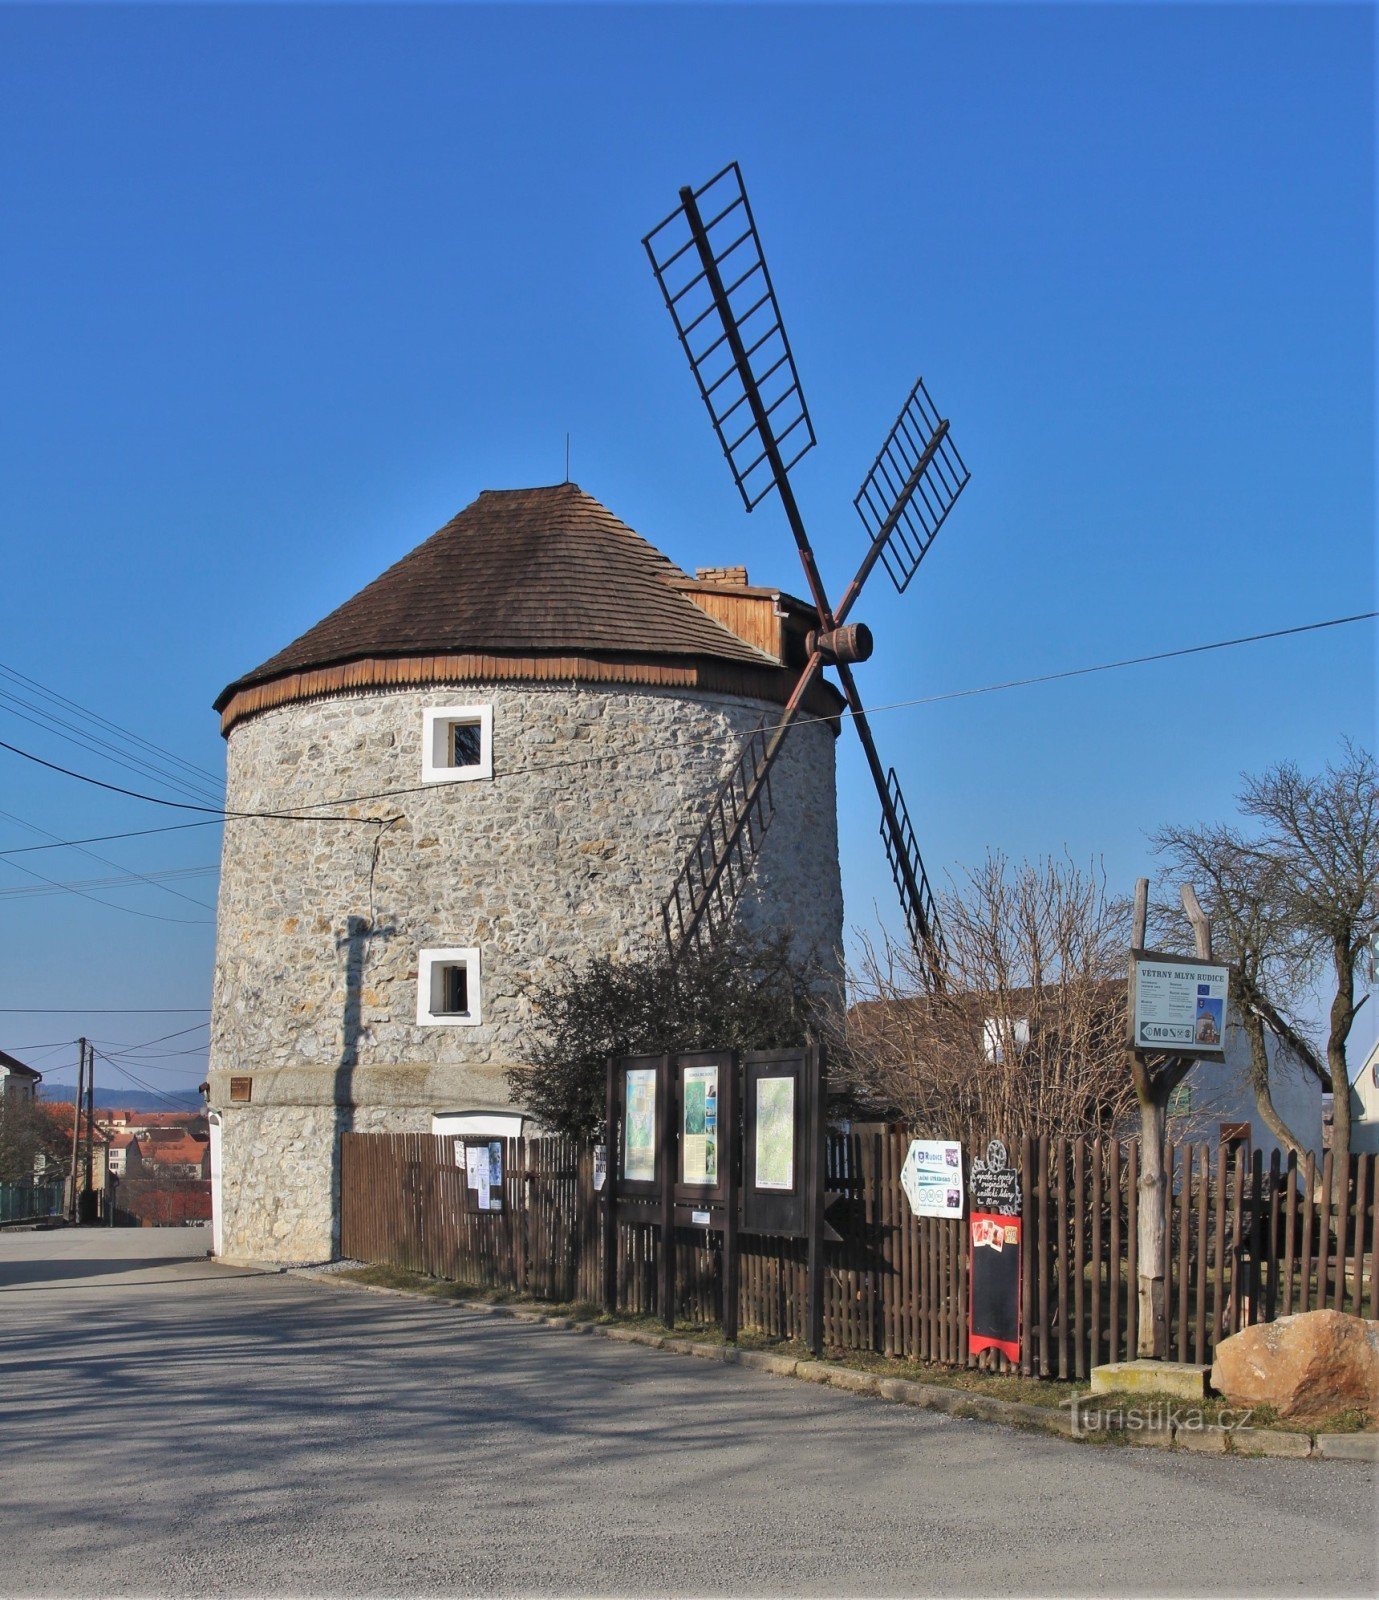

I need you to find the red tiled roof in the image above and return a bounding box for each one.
[216,483,781,709]
[139,1135,208,1167]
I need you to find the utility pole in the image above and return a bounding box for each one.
[83,1044,96,1218]
[68,1038,86,1223]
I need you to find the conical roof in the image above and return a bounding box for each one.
[216,483,779,712]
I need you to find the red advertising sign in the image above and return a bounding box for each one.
[968,1212,1021,1363]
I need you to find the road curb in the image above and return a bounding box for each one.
[294,1271,1372,1462]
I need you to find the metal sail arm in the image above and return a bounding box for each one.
[846,377,970,607]
[833,662,947,989]
[644,163,834,630]
[663,653,828,966]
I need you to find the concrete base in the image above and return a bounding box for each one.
[1090,1360,1209,1399]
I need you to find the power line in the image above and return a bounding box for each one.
[0,863,218,903]
[0,853,213,925]
[0,660,222,787]
[853,609,1379,719]
[92,1049,204,1109]
[0,820,222,859]
[0,737,397,826]
[0,692,221,806]
[0,1007,210,1014]
[0,806,217,911]
[96,1021,210,1057]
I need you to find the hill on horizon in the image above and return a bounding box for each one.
[40,1084,203,1113]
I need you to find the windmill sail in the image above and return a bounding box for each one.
[879,765,947,975]
[644,163,815,513]
[645,166,967,980]
[662,719,778,959]
[853,378,970,596]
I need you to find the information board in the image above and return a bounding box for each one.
[754,1076,795,1191]
[681,1062,719,1186]
[623,1068,658,1182]
[1130,951,1230,1056]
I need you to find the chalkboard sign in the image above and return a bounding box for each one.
[967,1140,1021,1362]
[969,1213,1021,1362]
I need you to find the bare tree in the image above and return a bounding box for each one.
[838,853,1136,1151]
[1156,742,1378,1200]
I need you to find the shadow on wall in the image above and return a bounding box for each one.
[331,914,395,1257]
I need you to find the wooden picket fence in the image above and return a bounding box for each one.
[339,1130,1377,1377]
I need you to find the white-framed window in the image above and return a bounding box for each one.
[421,705,493,784]
[417,947,482,1027]
[982,1016,1030,1065]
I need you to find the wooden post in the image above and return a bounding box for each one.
[805,1045,826,1358]
[721,1052,741,1344]
[1132,878,1210,1360]
[658,1053,675,1330]
[602,1056,618,1317]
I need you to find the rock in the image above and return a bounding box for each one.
[1211,1310,1379,1421]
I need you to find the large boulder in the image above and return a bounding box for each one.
[1211,1310,1379,1421]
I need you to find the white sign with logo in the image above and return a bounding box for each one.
[900,1139,964,1219]
[1130,952,1230,1056]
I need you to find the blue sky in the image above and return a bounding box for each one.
[0,3,1373,1099]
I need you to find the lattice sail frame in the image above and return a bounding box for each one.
[644,163,815,512]
[662,720,776,959]
[880,767,948,973]
[854,378,971,595]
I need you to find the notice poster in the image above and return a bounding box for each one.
[682,1063,718,1186]
[900,1139,964,1219]
[624,1068,657,1183]
[1131,954,1229,1054]
[465,1145,490,1211]
[487,1142,503,1213]
[968,1213,1021,1362]
[755,1076,795,1191]
[592,1144,607,1192]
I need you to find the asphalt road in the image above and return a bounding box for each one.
[1,1228,1374,1598]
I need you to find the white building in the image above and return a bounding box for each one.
[1173,1012,1325,1163]
[1348,1035,1379,1154]
[0,1050,41,1101]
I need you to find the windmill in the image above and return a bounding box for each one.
[643,163,970,986]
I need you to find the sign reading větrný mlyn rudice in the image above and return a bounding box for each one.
[1128,951,1230,1056]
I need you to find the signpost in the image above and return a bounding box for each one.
[899,1139,964,1219]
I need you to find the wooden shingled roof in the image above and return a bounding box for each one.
[215,483,787,713]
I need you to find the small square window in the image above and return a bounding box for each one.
[417,947,482,1027]
[422,705,492,784]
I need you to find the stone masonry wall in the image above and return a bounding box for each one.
[209,680,842,1262]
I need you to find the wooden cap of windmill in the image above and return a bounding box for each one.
[214,483,840,734]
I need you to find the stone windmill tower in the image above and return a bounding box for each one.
[208,483,843,1262]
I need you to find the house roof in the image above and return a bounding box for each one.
[215,483,787,711]
[0,1050,41,1081]
[139,1134,209,1166]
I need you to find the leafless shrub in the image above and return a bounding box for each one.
[834,852,1135,1148]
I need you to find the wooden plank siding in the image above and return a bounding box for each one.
[220,651,844,736]
[339,1131,1378,1376]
